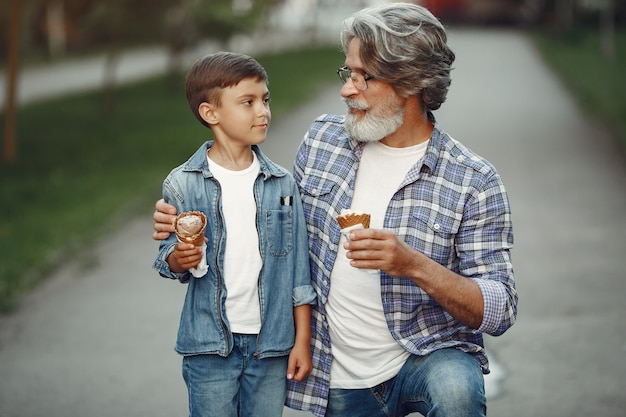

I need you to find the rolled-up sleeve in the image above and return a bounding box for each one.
[473,277,516,335]
[293,284,317,307]
[291,181,316,307]
[461,171,517,336]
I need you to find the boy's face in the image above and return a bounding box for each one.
[208,77,271,147]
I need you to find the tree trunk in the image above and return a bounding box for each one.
[46,0,67,59]
[102,48,119,119]
[600,0,615,60]
[555,0,574,38]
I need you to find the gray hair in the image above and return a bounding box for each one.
[340,2,455,111]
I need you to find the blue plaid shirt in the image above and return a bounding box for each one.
[286,113,517,416]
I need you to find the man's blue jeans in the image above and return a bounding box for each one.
[326,348,486,417]
[182,334,288,417]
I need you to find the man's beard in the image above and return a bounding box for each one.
[343,93,404,143]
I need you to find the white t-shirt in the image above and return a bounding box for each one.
[327,140,428,388]
[208,153,262,334]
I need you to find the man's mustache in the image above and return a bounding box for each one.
[343,98,369,111]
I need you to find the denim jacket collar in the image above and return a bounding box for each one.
[182,141,287,181]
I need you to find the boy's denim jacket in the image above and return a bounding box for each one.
[153,141,316,358]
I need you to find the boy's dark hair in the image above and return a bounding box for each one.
[186,52,268,127]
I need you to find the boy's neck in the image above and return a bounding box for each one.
[207,143,254,171]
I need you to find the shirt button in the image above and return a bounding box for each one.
[456,155,464,163]
[323,280,328,286]
[433,223,441,230]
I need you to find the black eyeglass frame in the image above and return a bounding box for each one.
[336,66,374,91]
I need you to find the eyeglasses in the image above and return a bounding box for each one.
[337,66,374,91]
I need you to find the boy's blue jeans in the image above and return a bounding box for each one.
[326,348,486,417]
[182,334,288,417]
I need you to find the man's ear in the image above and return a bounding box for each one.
[198,102,218,125]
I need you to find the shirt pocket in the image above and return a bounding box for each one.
[299,173,341,211]
[410,206,462,264]
[265,208,293,257]
[299,174,344,248]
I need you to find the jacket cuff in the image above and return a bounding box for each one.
[153,243,190,282]
[292,285,317,306]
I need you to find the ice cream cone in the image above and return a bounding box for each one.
[336,210,370,229]
[174,211,207,246]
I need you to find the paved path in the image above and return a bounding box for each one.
[1,29,625,417]
[439,29,626,417]
[0,45,167,109]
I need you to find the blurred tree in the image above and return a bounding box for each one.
[184,0,283,46]
[81,0,171,116]
[83,0,128,117]
[599,0,615,60]
[1,0,287,123]
[45,0,66,59]
[162,0,285,88]
[556,0,575,35]
[531,0,619,60]
[164,1,196,89]
[3,0,22,164]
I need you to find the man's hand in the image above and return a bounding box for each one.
[152,198,178,240]
[343,228,420,277]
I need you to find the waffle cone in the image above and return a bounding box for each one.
[174,211,207,246]
[336,213,370,229]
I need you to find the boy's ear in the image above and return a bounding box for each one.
[198,102,218,125]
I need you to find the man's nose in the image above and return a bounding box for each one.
[340,77,359,97]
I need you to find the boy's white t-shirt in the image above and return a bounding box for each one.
[327,140,428,388]
[208,152,262,334]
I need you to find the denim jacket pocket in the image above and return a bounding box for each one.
[266,209,293,256]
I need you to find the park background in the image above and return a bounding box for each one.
[0,1,625,416]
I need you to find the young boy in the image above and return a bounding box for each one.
[152,52,316,417]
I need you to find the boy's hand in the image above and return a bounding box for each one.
[169,242,204,272]
[286,341,312,382]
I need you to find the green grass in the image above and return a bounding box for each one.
[530,27,626,151]
[0,46,344,311]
